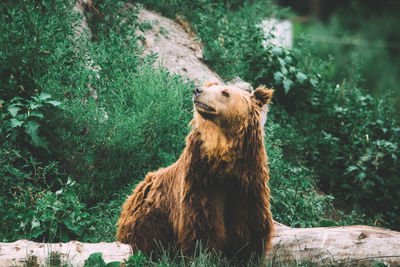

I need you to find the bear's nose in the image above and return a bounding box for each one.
[193,87,203,96]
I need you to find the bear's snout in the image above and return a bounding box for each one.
[193,87,203,97]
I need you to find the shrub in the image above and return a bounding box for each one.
[265,120,332,227]
[1,0,398,244]
[16,178,94,242]
[1,0,193,241]
[49,64,193,202]
[0,146,93,242]
[1,93,62,152]
[137,0,400,229]
[304,2,400,102]
[0,0,81,101]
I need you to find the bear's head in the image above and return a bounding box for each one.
[191,82,273,160]
[192,82,273,134]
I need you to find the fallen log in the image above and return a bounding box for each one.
[0,240,131,266]
[1,223,399,266]
[270,223,400,266]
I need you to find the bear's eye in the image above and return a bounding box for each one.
[222,91,230,97]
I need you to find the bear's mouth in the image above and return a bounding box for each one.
[194,101,216,113]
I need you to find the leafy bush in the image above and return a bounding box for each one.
[0,146,93,242]
[1,0,399,245]
[49,64,192,202]
[0,0,193,242]
[0,0,80,101]
[16,178,94,242]
[2,93,62,152]
[303,1,400,102]
[265,121,332,227]
[137,0,400,229]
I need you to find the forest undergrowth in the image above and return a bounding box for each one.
[1,0,399,251]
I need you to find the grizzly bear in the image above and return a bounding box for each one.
[117,82,274,263]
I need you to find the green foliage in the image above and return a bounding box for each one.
[88,193,127,242]
[271,42,400,228]
[309,79,400,227]
[83,252,106,267]
[77,245,391,267]
[83,252,123,267]
[1,93,62,151]
[304,2,400,101]
[138,0,400,229]
[1,0,399,249]
[50,64,192,202]
[0,146,92,242]
[0,0,80,101]
[0,0,192,242]
[124,251,148,267]
[265,122,332,227]
[21,178,94,242]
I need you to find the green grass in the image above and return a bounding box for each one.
[15,246,392,267]
[80,249,391,267]
[1,0,399,254]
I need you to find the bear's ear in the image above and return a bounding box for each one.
[251,86,274,107]
[204,81,219,87]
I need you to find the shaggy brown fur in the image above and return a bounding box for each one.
[117,83,274,262]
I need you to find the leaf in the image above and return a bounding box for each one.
[10,118,23,128]
[357,172,366,181]
[29,103,40,110]
[47,100,62,107]
[318,219,338,227]
[283,78,293,94]
[31,217,40,230]
[39,92,51,101]
[278,57,286,67]
[342,183,352,190]
[7,105,21,117]
[296,72,307,83]
[30,112,44,118]
[106,262,121,267]
[271,47,283,55]
[30,226,44,239]
[24,120,49,150]
[273,71,283,83]
[284,56,292,64]
[25,120,40,140]
[310,78,318,87]
[280,66,288,75]
[63,217,78,232]
[346,166,358,173]
[84,252,106,267]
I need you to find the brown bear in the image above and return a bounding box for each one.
[116,82,274,263]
